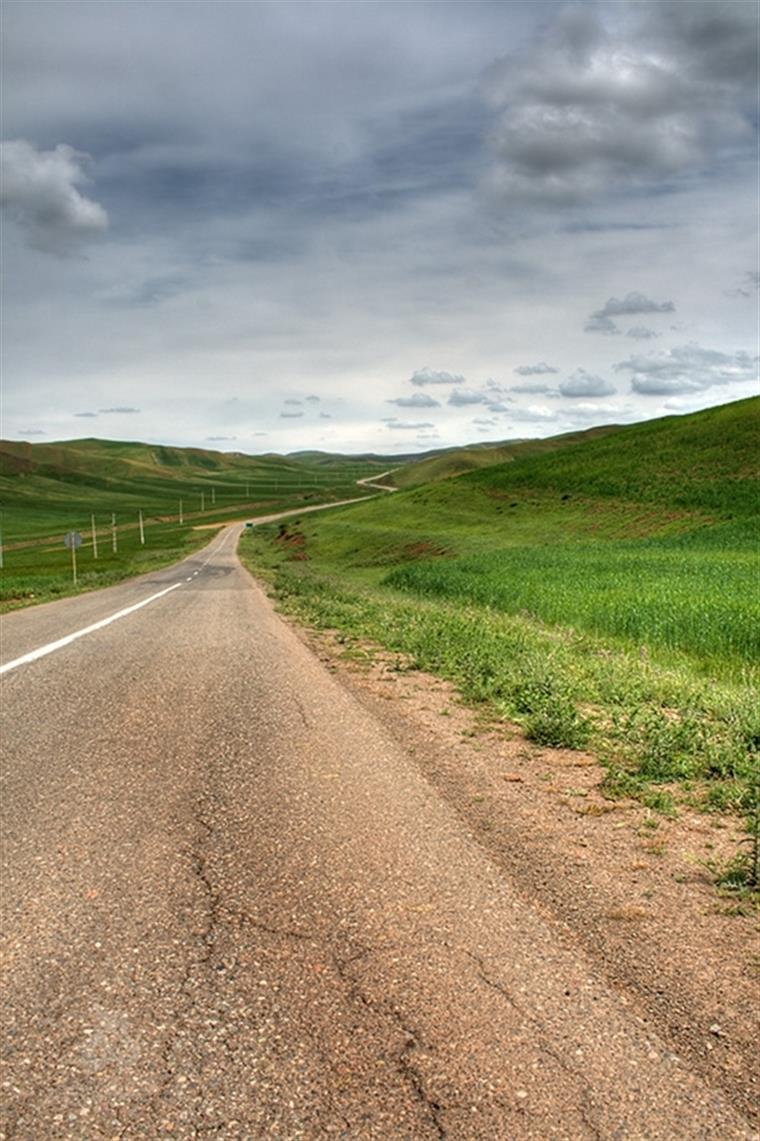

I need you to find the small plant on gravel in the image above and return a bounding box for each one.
[524,692,592,750]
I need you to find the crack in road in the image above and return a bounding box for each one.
[464,950,604,1141]
[330,942,448,1139]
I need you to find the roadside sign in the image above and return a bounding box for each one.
[64,531,83,550]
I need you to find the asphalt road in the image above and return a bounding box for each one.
[1,526,756,1139]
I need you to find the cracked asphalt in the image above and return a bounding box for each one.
[1,526,756,1139]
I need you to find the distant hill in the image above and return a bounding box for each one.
[0,437,376,482]
[386,424,622,489]
[0,438,382,541]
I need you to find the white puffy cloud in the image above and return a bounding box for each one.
[510,381,554,394]
[585,292,674,335]
[584,314,620,336]
[448,388,489,406]
[508,405,558,423]
[384,418,434,430]
[1,139,108,252]
[614,343,759,395]
[596,292,675,318]
[559,370,616,398]
[513,361,558,376]
[482,1,757,205]
[409,367,466,387]
[387,392,440,408]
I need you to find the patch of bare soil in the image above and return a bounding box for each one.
[295,623,759,1127]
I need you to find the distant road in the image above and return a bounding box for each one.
[356,470,398,492]
[1,525,754,1138]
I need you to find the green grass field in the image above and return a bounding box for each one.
[0,437,380,608]
[239,398,760,879]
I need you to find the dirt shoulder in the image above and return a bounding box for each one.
[290,621,759,1127]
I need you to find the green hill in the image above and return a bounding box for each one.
[462,397,760,518]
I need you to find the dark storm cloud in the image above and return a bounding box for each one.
[626,327,658,340]
[482,0,757,204]
[387,393,440,409]
[614,344,759,395]
[74,411,98,418]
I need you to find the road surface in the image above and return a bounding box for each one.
[1,526,755,1139]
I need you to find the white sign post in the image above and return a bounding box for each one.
[91,514,98,559]
[64,530,83,584]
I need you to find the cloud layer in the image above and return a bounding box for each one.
[1,1,757,453]
[483,1,757,204]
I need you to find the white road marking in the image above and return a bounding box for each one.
[0,583,184,676]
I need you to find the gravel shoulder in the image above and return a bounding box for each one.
[287,621,760,1128]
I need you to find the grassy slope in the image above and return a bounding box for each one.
[239,398,760,840]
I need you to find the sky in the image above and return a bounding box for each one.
[1,0,758,455]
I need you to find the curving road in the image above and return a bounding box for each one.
[1,525,755,1139]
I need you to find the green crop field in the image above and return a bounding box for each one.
[0,437,381,608]
[239,397,760,879]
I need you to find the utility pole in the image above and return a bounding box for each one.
[139,509,145,545]
[211,486,216,506]
[179,499,184,525]
[112,513,118,553]
[91,514,98,559]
